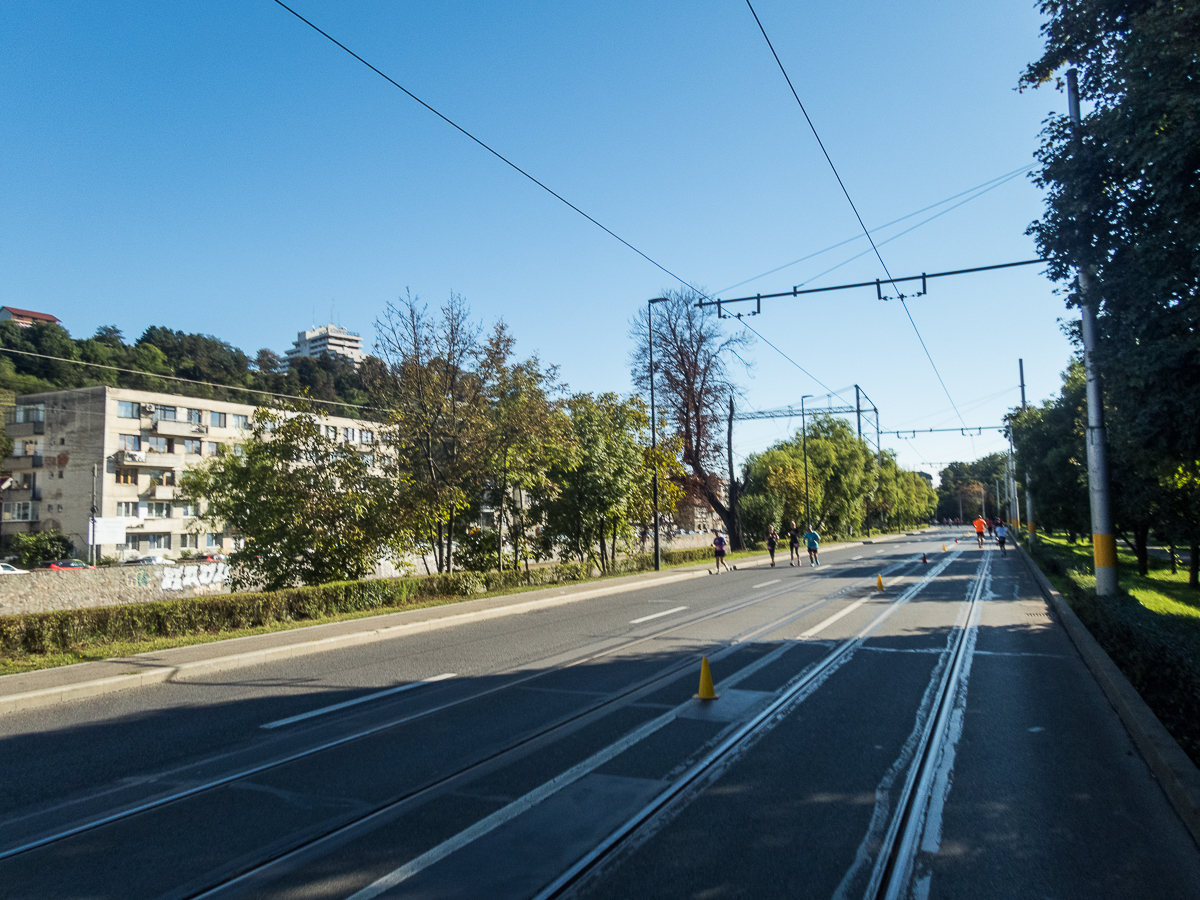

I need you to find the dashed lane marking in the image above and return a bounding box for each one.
[629,606,688,625]
[260,673,456,729]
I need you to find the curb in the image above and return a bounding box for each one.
[0,532,930,717]
[0,562,750,717]
[1016,543,1200,849]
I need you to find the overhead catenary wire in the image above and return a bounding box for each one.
[270,0,703,298]
[717,163,1035,295]
[742,0,967,428]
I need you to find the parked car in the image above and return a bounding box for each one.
[122,555,175,566]
[37,559,95,570]
[0,563,30,574]
[198,553,228,562]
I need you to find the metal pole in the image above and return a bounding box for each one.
[802,396,810,527]
[90,463,97,566]
[1019,357,1034,542]
[648,299,660,572]
[1067,67,1117,594]
[855,384,862,439]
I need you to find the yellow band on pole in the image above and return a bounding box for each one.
[1094,532,1117,569]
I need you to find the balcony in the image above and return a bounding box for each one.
[6,420,45,438]
[152,484,175,500]
[7,455,44,470]
[116,449,179,466]
[153,419,208,438]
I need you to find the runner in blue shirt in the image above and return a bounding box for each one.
[804,525,820,567]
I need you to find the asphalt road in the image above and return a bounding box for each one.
[1,527,1197,899]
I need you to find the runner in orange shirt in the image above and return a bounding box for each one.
[973,516,987,548]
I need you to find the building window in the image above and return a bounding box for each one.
[360,430,373,444]
[183,439,202,455]
[157,406,177,421]
[147,501,171,518]
[178,503,196,518]
[210,411,226,428]
[206,533,222,548]
[119,434,141,452]
[179,532,199,549]
[116,468,138,485]
[361,453,375,467]
[187,408,203,425]
[146,468,175,486]
[231,414,248,429]
[343,427,356,442]
[2,502,38,522]
[145,436,170,453]
[146,533,171,550]
[205,441,220,456]
[116,501,138,517]
[117,401,140,419]
[326,425,337,439]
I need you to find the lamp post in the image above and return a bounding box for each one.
[801,394,813,530]
[648,297,670,571]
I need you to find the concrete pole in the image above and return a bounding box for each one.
[1067,67,1118,595]
[648,300,660,572]
[90,463,97,566]
[801,395,811,527]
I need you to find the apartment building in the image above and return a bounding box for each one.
[285,324,365,366]
[2,386,373,560]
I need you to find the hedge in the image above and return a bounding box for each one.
[0,547,719,658]
[1031,542,1200,767]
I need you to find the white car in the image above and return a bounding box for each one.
[122,555,176,566]
[0,563,29,574]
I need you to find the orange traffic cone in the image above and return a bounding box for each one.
[696,656,718,700]
[876,573,885,591]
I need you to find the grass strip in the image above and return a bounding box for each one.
[1029,533,1200,767]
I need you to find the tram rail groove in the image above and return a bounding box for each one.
[867,549,991,900]
[0,555,922,866]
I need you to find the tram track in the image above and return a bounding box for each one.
[0,552,924,873]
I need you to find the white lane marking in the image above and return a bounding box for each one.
[629,606,688,624]
[753,579,781,589]
[260,674,456,729]
[851,555,864,560]
[798,597,873,638]
[344,704,684,899]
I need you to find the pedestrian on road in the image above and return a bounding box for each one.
[766,526,778,568]
[804,525,820,567]
[986,517,995,537]
[996,523,1009,555]
[973,516,987,548]
[712,530,729,573]
[788,521,801,566]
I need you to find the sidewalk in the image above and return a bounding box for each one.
[0,532,920,716]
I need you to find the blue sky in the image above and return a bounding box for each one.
[2,1,1074,481]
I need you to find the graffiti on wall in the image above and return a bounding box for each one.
[160,562,230,592]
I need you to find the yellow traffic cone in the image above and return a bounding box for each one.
[696,656,718,700]
[942,544,946,552]
[876,574,884,591]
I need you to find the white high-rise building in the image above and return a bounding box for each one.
[286,324,365,366]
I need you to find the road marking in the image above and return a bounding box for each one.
[752,579,780,588]
[851,555,864,560]
[629,606,688,624]
[260,673,456,729]
[798,597,874,638]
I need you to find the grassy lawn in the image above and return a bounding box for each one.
[0,550,768,679]
[1029,532,1200,766]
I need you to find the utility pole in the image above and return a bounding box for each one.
[801,395,813,527]
[855,384,862,439]
[1018,358,1035,545]
[90,463,97,566]
[1067,68,1117,595]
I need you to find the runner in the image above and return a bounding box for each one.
[788,521,801,567]
[711,530,729,573]
[996,522,1009,555]
[973,515,987,548]
[804,524,820,567]
[766,526,778,568]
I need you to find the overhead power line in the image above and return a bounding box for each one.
[0,347,374,413]
[742,0,967,427]
[271,0,701,296]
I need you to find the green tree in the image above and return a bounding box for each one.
[179,402,402,590]
[11,530,74,568]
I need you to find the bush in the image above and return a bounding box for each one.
[11,530,74,568]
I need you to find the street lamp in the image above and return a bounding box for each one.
[801,395,813,530]
[648,297,670,571]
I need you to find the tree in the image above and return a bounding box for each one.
[11,530,74,568]
[366,292,498,573]
[179,402,402,590]
[629,289,751,547]
[1022,1,1200,465]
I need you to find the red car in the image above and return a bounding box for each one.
[37,559,96,570]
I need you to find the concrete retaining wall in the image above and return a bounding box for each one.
[0,562,232,617]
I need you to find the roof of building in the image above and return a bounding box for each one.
[1,306,60,323]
